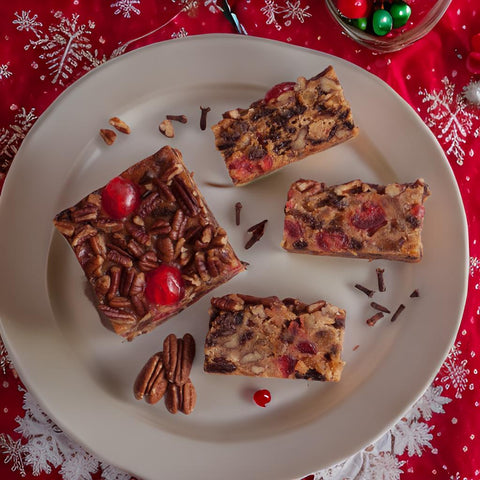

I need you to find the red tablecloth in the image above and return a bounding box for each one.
[1,1,479,479]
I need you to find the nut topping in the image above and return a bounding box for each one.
[109,116,131,134]
[99,128,117,145]
[159,118,175,138]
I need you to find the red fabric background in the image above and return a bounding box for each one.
[1,1,479,479]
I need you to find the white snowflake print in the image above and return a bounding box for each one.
[408,385,451,422]
[0,63,13,79]
[0,434,26,477]
[16,11,96,86]
[171,27,188,38]
[204,0,222,14]
[261,0,311,30]
[13,10,42,35]
[282,0,311,24]
[110,0,141,18]
[419,77,480,166]
[0,337,14,375]
[0,107,37,169]
[313,384,450,479]
[440,341,470,399]
[2,389,132,479]
[470,256,480,277]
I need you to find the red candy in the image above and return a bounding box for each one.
[101,176,140,219]
[145,265,185,305]
[264,81,296,103]
[253,389,271,407]
[336,0,371,19]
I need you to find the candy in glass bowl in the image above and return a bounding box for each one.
[325,0,452,52]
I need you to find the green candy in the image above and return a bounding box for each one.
[390,1,412,29]
[352,17,368,31]
[372,9,393,36]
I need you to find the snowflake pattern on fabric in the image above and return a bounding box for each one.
[313,385,451,479]
[110,0,141,18]
[0,107,37,170]
[0,434,26,477]
[439,342,471,399]
[1,389,135,480]
[13,10,96,85]
[471,256,480,277]
[0,64,13,79]
[261,0,311,30]
[419,77,480,166]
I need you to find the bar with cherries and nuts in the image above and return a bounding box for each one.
[204,294,346,382]
[211,66,359,186]
[53,146,245,341]
[281,178,431,262]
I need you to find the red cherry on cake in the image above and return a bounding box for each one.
[264,81,296,103]
[253,389,271,407]
[101,176,140,219]
[145,264,185,305]
[336,0,371,19]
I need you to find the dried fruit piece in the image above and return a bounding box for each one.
[159,118,175,138]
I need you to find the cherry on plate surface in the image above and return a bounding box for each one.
[145,264,185,305]
[253,389,271,407]
[101,176,140,219]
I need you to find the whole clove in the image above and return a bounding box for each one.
[355,283,375,298]
[376,268,386,292]
[200,106,211,130]
[370,301,391,313]
[166,114,188,123]
[391,304,406,322]
[245,219,268,249]
[235,202,242,226]
[410,289,420,298]
[366,312,384,327]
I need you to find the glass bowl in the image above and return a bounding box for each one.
[325,0,452,53]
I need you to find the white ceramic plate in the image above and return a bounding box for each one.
[0,35,468,480]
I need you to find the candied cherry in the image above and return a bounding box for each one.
[253,389,271,408]
[264,81,296,103]
[316,230,349,251]
[336,0,371,19]
[145,264,185,305]
[351,202,387,235]
[101,176,140,220]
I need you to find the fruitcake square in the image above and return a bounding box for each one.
[204,294,346,382]
[53,146,245,340]
[211,66,359,186]
[281,178,430,262]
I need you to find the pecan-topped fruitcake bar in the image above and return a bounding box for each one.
[211,66,359,186]
[204,294,346,382]
[281,178,431,262]
[53,146,245,341]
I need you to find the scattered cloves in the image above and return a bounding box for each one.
[391,304,406,322]
[370,301,391,313]
[200,106,211,130]
[245,219,268,249]
[166,114,188,124]
[235,202,242,226]
[366,312,384,327]
[376,268,386,292]
[355,283,375,298]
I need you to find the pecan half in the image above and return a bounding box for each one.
[165,380,196,415]
[133,352,168,404]
[99,128,116,145]
[109,116,131,134]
